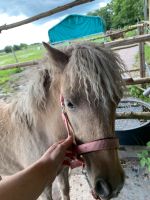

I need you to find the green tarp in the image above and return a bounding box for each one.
[48,14,105,44]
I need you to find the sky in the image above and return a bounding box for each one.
[0,0,109,49]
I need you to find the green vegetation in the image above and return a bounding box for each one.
[0,68,23,93]
[0,76,10,85]
[128,86,150,103]
[0,44,45,93]
[135,44,150,67]
[0,44,45,66]
[124,29,137,38]
[145,45,150,64]
[138,142,150,172]
[4,43,29,53]
[88,3,113,30]
[88,0,144,30]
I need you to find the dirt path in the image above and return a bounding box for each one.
[115,46,139,70]
[68,161,150,200]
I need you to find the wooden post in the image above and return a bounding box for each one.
[11,47,18,63]
[144,0,148,21]
[138,25,146,78]
[149,0,150,22]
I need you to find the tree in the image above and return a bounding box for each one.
[87,0,144,30]
[20,43,28,49]
[13,45,21,51]
[112,0,144,28]
[4,46,12,53]
[0,49,4,53]
[88,3,113,30]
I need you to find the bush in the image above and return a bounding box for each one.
[13,45,21,51]
[138,142,150,172]
[20,43,28,49]
[128,86,150,103]
[4,46,12,53]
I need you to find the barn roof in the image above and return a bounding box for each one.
[48,14,105,44]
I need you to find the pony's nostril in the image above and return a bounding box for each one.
[95,179,111,198]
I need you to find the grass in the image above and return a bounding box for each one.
[135,44,150,67]
[124,29,137,38]
[0,77,10,85]
[0,44,45,93]
[145,45,150,64]
[0,44,45,66]
[0,44,45,80]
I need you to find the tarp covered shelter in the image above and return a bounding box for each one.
[48,14,105,44]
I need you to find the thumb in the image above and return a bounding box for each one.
[61,136,73,150]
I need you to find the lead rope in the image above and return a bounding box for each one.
[60,95,101,200]
[82,168,101,200]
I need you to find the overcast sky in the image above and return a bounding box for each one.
[0,0,109,49]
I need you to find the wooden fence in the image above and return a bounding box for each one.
[1,31,150,77]
[0,0,93,32]
[0,1,150,120]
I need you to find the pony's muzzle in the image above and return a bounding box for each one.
[95,177,124,200]
[95,178,112,199]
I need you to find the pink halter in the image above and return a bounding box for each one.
[60,95,119,163]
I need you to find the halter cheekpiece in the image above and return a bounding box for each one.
[60,95,119,161]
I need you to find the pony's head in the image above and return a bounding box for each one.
[43,42,125,200]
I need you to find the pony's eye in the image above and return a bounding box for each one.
[66,101,75,109]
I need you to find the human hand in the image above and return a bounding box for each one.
[39,136,73,182]
[0,136,73,200]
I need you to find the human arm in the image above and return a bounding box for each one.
[0,136,73,200]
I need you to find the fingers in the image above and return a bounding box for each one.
[63,151,76,167]
[51,136,73,150]
[45,136,73,157]
[48,139,64,152]
[60,136,73,150]
[63,160,71,166]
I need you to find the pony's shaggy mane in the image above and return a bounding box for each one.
[10,69,52,129]
[63,43,125,106]
[8,42,125,128]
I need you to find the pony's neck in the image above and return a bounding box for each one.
[10,71,67,145]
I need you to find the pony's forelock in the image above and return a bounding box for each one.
[63,43,125,107]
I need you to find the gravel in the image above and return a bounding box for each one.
[64,159,150,200]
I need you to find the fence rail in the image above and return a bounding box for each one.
[0,61,39,70]
[0,0,93,32]
[124,77,150,85]
[116,112,150,120]
[105,33,150,48]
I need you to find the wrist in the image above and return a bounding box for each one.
[36,157,57,184]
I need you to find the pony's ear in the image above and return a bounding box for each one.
[43,42,69,70]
